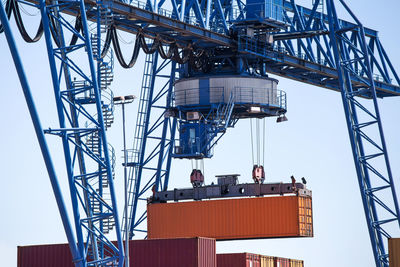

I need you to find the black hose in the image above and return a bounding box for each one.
[158,41,177,59]
[12,0,43,43]
[48,12,83,48]
[111,26,141,68]
[2,0,211,70]
[69,14,82,47]
[100,28,112,59]
[139,34,159,54]
[46,11,61,47]
[172,44,192,64]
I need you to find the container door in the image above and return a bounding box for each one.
[247,254,253,267]
[260,256,266,267]
[266,257,274,267]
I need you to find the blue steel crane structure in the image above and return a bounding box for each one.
[1,0,399,266]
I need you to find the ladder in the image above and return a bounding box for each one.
[122,52,157,239]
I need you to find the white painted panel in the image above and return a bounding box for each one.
[175,76,280,107]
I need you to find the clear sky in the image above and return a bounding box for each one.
[0,0,399,266]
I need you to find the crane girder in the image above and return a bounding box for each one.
[12,0,400,97]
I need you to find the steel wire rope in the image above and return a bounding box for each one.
[200,159,204,182]
[262,118,266,167]
[18,1,39,16]
[256,118,260,166]
[116,29,135,44]
[250,118,254,166]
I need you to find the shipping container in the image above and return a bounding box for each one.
[18,237,216,267]
[217,254,301,267]
[289,259,304,267]
[389,238,400,267]
[147,195,313,240]
[274,257,290,267]
[18,243,73,267]
[217,253,261,267]
[260,255,274,267]
[129,237,216,267]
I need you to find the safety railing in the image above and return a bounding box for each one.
[232,87,286,110]
[129,0,203,27]
[231,1,286,22]
[174,86,286,110]
[238,36,388,84]
[174,87,224,106]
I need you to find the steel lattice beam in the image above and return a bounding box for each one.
[326,0,400,266]
[38,0,124,265]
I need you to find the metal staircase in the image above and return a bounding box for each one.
[196,91,235,156]
[85,6,117,235]
[215,91,235,130]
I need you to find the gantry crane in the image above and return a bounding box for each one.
[1,0,399,266]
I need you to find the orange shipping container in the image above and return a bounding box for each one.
[389,238,400,267]
[260,255,274,267]
[147,195,313,240]
[289,259,304,267]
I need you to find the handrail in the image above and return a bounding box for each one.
[174,86,286,110]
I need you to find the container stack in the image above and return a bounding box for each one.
[17,239,306,267]
[18,195,312,266]
[217,253,304,267]
[18,238,216,267]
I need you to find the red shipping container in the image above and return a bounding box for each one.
[275,257,290,267]
[18,237,216,267]
[129,237,216,267]
[217,253,261,267]
[18,243,74,267]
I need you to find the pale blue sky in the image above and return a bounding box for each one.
[0,0,399,266]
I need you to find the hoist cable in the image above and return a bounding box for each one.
[250,118,254,166]
[256,119,260,166]
[263,118,266,167]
